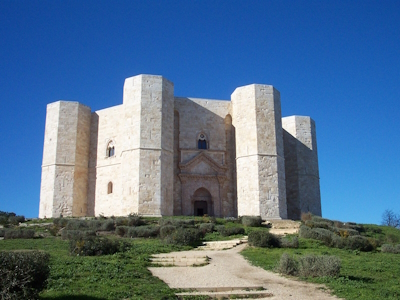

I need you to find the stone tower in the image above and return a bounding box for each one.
[39,101,91,218]
[232,84,287,219]
[282,116,321,219]
[121,75,174,216]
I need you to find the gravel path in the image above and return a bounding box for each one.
[149,243,342,300]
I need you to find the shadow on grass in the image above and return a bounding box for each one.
[347,275,375,284]
[41,296,107,300]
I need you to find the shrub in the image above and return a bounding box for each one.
[0,229,5,237]
[275,253,298,275]
[61,230,96,241]
[381,244,400,254]
[65,219,89,230]
[99,219,115,231]
[241,216,262,227]
[346,235,375,251]
[165,227,202,246]
[338,228,360,238]
[115,226,130,237]
[4,229,35,240]
[53,217,69,227]
[159,218,195,227]
[311,216,334,226]
[299,225,334,246]
[127,214,144,227]
[198,223,214,234]
[215,225,245,237]
[298,254,341,277]
[305,220,332,230]
[301,212,312,222]
[248,231,280,248]
[159,225,176,239]
[69,236,130,256]
[127,225,160,238]
[280,236,299,248]
[0,251,50,299]
[8,215,25,225]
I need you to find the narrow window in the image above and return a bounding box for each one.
[198,133,207,149]
[106,141,115,157]
[107,182,113,194]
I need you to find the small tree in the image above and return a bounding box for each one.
[381,209,400,229]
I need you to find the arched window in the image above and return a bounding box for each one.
[107,182,113,194]
[106,141,115,157]
[198,133,208,150]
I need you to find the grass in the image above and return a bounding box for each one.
[0,237,191,300]
[241,238,400,300]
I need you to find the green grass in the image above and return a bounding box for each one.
[0,237,191,300]
[241,238,400,300]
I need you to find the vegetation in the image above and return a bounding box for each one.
[381,209,400,229]
[0,251,50,300]
[243,214,400,300]
[2,211,400,299]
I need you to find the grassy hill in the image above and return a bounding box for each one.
[1,214,400,299]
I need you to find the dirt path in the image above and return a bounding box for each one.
[149,242,342,299]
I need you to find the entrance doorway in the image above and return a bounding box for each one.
[193,188,212,216]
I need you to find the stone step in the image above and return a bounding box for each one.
[176,287,273,299]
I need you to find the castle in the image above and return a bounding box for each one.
[39,74,321,220]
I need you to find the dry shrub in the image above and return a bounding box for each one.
[298,255,341,277]
[0,251,50,299]
[301,212,312,222]
[248,231,280,248]
[381,244,400,254]
[241,216,262,227]
[4,229,35,240]
[275,253,299,275]
[280,236,299,248]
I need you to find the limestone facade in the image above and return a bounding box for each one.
[39,74,321,220]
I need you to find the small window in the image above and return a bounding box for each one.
[107,182,113,194]
[198,133,207,149]
[106,141,115,157]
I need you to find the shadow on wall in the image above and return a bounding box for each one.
[87,112,99,216]
[283,129,321,220]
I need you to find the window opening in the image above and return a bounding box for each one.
[198,133,207,149]
[107,182,113,194]
[106,141,115,157]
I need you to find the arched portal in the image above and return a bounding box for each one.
[193,188,212,216]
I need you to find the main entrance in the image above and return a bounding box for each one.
[193,188,212,216]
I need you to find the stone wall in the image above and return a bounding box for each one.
[232,84,287,219]
[39,101,91,218]
[282,116,321,219]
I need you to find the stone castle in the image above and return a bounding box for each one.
[39,74,321,220]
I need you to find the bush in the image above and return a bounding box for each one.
[8,215,25,225]
[99,219,115,231]
[298,254,341,277]
[299,225,334,246]
[248,231,280,248]
[159,225,176,239]
[127,225,160,238]
[0,229,5,237]
[280,236,299,248]
[215,225,245,237]
[381,244,400,254]
[65,219,89,230]
[115,226,130,237]
[61,230,96,241]
[0,251,50,299]
[275,253,299,275]
[198,223,214,234]
[4,229,35,240]
[69,236,130,256]
[301,212,312,222]
[159,218,195,227]
[127,214,144,227]
[53,217,69,227]
[241,216,262,227]
[165,227,202,246]
[346,235,375,251]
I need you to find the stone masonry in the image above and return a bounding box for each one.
[39,74,321,220]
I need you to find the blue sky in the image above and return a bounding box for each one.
[1,0,399,224]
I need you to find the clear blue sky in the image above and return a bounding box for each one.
[1,0,399,224]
